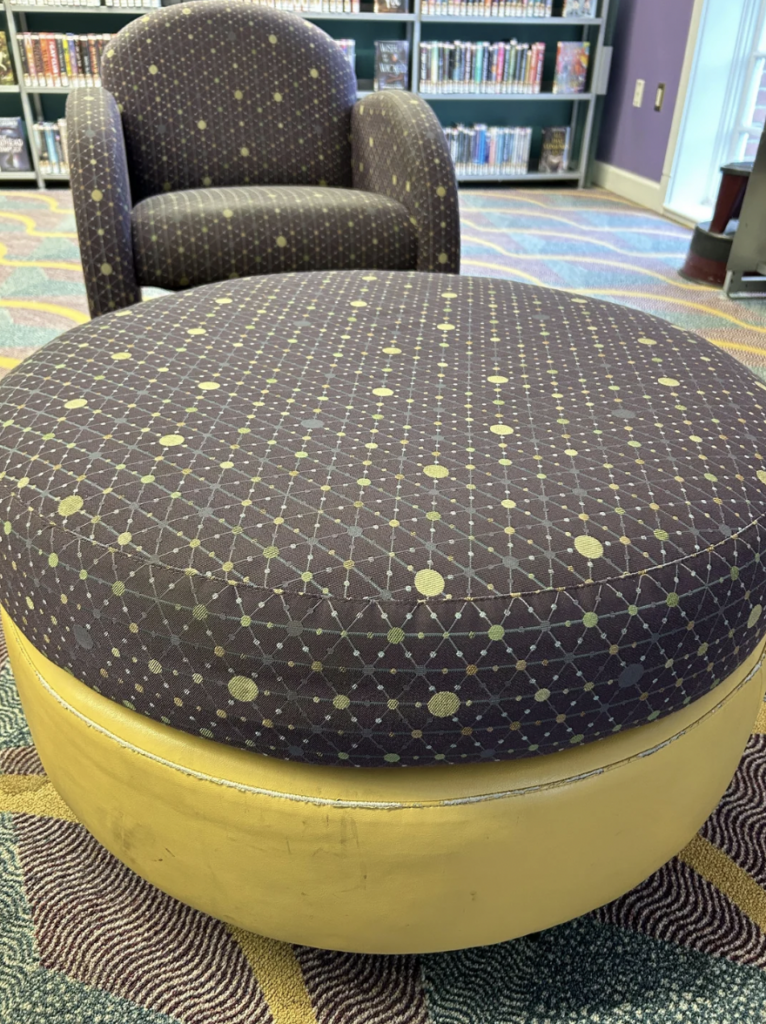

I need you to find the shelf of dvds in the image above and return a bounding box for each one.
[0,0,611,188]
[420,14,601,22]
[420,91,594,100]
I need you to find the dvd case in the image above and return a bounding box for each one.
[0,33,15,86]
[419,40,544,95]
[0,118,31,172]
[539,126,571,173]
[374,41,409,91]
[552,41,590,94]
[562,0,596,15]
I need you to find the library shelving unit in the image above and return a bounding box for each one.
[0,0,611,188]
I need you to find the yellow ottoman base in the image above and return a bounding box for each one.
[5,606,765,955]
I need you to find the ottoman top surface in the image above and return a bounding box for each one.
[0,270,765,767]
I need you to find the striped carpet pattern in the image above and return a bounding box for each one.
[4,185,766,1021]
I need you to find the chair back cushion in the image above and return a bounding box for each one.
[101,1,356,201]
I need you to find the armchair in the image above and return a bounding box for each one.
[67,1,460,318]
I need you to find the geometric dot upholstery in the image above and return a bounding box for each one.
[131,185,418,290]
[66,2,460,318]
[103,2,357,199]
[0,271,763,768]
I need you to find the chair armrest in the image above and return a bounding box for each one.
[67,88,140,318]
[351,92,460,274]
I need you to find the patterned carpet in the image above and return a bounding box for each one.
[4,184,766,1022]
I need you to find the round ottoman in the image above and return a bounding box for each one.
[0,270,764,953]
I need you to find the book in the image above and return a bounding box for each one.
[0,33,15,86]
[374,41,409,91]
[539,126,571,173]
[0,117,31,172]
[375,0,409,11]
[552,40,590,94]
[562,0,596,14]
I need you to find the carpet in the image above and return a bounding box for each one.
[4,184,766,1022]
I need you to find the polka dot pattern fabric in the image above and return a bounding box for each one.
[66,1,459,319]
[352,93,460,274]
[102,1,357,199]
[1,271,764,769]
[131,185,418,291]
[67,89,141,318]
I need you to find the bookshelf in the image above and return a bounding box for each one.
[0,0,611,188]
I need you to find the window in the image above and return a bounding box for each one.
[732,8,766,163]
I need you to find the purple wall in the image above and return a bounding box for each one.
[596,0,696,182]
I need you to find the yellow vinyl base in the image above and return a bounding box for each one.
[4,605,765,954]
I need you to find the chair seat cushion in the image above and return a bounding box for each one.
[0,271,765,768]
[131,185,418,289]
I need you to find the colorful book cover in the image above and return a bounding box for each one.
[0,32,15,85]
[562,0,596,14]
[374,40,409,91]
[552,40,589,94]
[539,125,571,173]
[0,117,31,172]
[374,0,409,12]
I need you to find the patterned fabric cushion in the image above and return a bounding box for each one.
[101,2,356,201]
[2,271,763,768]
[131,185,418,290]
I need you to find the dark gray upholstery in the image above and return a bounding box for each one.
[67,1,460,318]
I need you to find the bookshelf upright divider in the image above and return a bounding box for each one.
[1,0,610,189]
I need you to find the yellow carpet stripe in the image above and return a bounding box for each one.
[461,265,766,343]
[0,775,78,822]
[0,212,78,239]
[754,701,766,734]
[0,190,72,213]
[0,356,22,369]
[679,834,766,932]
[461,193,642,211]
[461,220,689,243]
[229,927,318,1024]
[0,300,88,325]
[464,188,641,208]
[460,259,548,288]
[463,238,704,288]
[459,206,680,227]
[564,289,766,338]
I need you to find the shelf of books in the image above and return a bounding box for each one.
[0,0,610,188]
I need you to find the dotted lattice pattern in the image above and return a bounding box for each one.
[67,2,460,319]
[132,185,419,290]
[0,271,764,768]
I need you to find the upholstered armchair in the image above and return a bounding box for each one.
[67,1,460,319]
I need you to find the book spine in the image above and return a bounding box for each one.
[88,35,100,86]
[31,35,45,88]
[33,123,49,174]
[18,35,31,88]
[55,34,68,87]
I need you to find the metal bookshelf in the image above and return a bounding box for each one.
[0,0,611,188]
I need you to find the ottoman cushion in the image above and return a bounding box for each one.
[0,270,764,767]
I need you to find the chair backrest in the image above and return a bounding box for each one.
[101,1,357,201]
